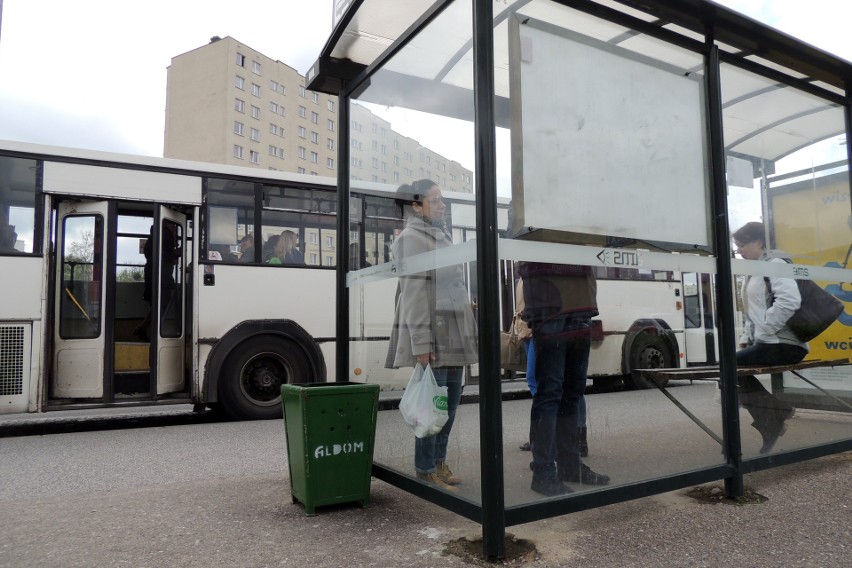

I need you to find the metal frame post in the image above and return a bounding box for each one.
[705,39,744,497]
[472,0,506,559]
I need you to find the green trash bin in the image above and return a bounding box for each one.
[281,381,380,516]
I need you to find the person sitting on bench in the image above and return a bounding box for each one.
[733,222,805,454]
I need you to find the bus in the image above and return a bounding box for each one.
[0,140,717,421]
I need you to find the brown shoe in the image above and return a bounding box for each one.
[436,461,462,485]
[416,471,458,491]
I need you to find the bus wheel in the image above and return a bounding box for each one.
[219,335,312,420]
[626,333,673,390]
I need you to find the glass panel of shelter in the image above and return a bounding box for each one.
[720,62,852,460]
[346,0,483,501]
[497,2,727,507]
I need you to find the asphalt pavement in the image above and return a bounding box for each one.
[1,384,850,567]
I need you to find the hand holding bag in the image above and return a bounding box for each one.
[500,316,527,372]
[398,363,449,438]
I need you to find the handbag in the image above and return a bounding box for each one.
[398,363,449,438]
[500,316,527,372]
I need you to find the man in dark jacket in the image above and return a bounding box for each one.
[520,261,610,496]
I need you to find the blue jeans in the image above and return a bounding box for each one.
[415,366,463,473]
[736,342,805,424]
[526,337,586,427]
[529,317,592,480]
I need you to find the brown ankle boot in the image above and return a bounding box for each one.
[435,461,462,485]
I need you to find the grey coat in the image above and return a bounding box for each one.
[386,215,478,368]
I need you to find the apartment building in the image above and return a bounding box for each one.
[164,36,473,193]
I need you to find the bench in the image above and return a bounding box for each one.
[635,358,851,446]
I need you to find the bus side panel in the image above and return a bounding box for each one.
[0,257,45,414]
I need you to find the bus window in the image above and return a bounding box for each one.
[0,156,39,254]
[160,220,183,338]
[59,215,103,339]
[205,178,255,263]
[682,273,701,329]
[261,185,336,267]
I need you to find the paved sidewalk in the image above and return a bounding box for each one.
[1,451,849,567]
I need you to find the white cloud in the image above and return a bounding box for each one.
[0,0,334,155]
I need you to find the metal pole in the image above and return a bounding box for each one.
[336,90,351,383]
[472,0,505,559]
[705,40,744,497]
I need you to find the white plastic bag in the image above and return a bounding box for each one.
[398,363,449,438]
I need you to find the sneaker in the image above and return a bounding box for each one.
[416,471,458,492]
[436,461,462,485]
[559,463,610,486]
[531,476,573,496]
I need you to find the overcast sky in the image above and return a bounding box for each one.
[0,0,850,159]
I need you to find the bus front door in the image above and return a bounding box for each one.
[152,206,187,394]
[682,272,718,365]
[52,201,111,399]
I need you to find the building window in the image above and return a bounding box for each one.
[235,75,245,90]
[327,157,334,169]
[299,85,306,97]
[298,126,306,138]
[310,111,319,124]
[269,123,278,134]
[236,53,245,67]
[252,61,261,75]
[393,155,399,166]
[268,145,278,157]
[250,128,259,141]
[372,123,379,134]
[234,121,244,135]
[234,98,245,113]
[280,147,286,158]
[270,102,279,113]
[371,158,378,169]
[270,80,279,92]
[251,105,260,119]
[393,171,400,182]
[250,150,259,164]
[393,139,399,149]
[311,131,319,144]
[311,92,319,104]
[351,121,362,132]
[298,106,306,118]
[381,162,387,172]
[298,146,306,159]
[233,145,244,159]
[310,151,318,164]
[327,119,335,131]
[298,167,306,174]
[327,138,334,150]
[251,83,260,97]
[309,253,318,264]
[351,157,360,168]
[372,141,378,151]
[381,145,387,155]
[327,100,335,112]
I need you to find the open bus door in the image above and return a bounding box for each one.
[52,201,110,399]
[51,201,187,403]
[153,205,186,395]
[682,272,718,365]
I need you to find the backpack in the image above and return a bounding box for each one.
[764,271,844,342]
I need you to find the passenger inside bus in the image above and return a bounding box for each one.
[266,230,304,265]
[0,208,18,253]
[237,233,255,263]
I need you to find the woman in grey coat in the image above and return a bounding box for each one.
[387,179,478,491]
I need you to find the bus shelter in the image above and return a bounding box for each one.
[307,0,852,558]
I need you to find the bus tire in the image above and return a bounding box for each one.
[625,333,673,390]
[218,335,312,420]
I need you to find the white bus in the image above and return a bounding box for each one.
[0,141,717,421]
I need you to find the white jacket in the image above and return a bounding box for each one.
[739,255,808,351]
